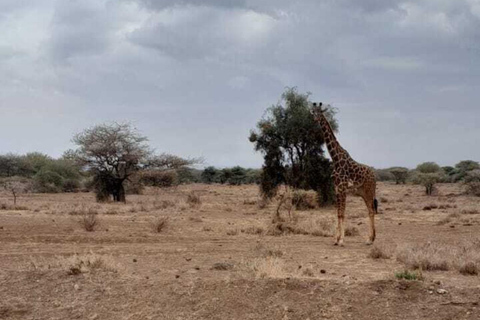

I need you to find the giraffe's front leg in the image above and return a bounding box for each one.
[334,191,346,246]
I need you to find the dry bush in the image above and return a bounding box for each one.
[153,200,176,210]
[396,242,450,271]
[436,213,460,226]
[344,225,359,237]
[254,242,284,258]
[59,253,120,275]
[461,207,479,215]
[458,262,478,276]
[104,208,119,215]
[396,241,480,274]
[68,207,98,216]
[249,256,287,279]
[186,192,201,208]
[368,245,392,259]
[81,213,98,232]
[257,198,269,209]
[226,228,239,236]
[152,216,168,233]
[242,225,264,235]
[0,203,29,211]
[243,198,258,205]
[267,215,335,237]
[189,216,203,223]
[292,190,318,210]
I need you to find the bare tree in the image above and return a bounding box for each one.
[67,122,198,203]
[1,176,32,205]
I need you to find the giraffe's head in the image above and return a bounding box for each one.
[312,102,327,119]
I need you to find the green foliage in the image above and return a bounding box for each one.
[375,169,395,182]
[416,162,441,174]
[34,170,64,193]
[464,170,480,196]
[140,170,178,188]
[199,166,261,185]
[395,270,422,281]
[201,166,218,184]
[411,162,444,195]
[388,167,409,184]
[249,87,336,205]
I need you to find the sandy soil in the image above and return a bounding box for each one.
[0,183,479,320]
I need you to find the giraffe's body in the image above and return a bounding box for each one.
[313,103,377,246]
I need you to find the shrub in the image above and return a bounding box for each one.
[368,246,391,259]
[62,179,80,192]
[140,170,178,188]
[464,170,480,196]
[81,213,97,232]
[292,190,318,210]
[395,270,422,281]
[152,217,168,233]
[186,192,201,207]
[389,167,409,184]
[411,162,444,196]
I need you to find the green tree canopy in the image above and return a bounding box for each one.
[249,87,337,205]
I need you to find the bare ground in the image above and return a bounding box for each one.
[0,183,479,320]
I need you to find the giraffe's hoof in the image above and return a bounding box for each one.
[365,240,374,246]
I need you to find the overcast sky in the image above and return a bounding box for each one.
[1,0,479,169]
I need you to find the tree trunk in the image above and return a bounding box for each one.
[111,181,126,203]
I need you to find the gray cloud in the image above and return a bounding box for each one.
[0,0,479,168]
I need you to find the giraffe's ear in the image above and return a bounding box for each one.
[313,102,317,107]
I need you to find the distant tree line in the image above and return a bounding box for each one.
[200,166,261,185]
[375,160,480,196]
[0,152,82,193]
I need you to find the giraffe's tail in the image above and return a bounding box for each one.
[373,198,378,214]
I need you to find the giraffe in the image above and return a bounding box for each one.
[312,102,378,246]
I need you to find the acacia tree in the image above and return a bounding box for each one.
[1,176,32,205]
[249,87,337,205]
[389,167,409,184]
[412,162,444,195]
[68,123,194,203]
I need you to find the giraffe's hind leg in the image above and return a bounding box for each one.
[334,191,346,246]
[361,185,376,245]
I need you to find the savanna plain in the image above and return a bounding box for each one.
[1,182,479,320]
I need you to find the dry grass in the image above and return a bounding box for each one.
[80,213,98,232]
[60,253,121,275]
[292,190,318,210]
[368,245,392,259]
[186,192,202,208]
[152,216,169,233]
[249,256,288,279]
[396,241,480,274]
[0,203,29,211]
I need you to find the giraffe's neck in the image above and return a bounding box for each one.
[317,113,349,163]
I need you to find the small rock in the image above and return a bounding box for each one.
[175,275,180,279]
[450,225,455,228]
[428,286,435,291]
[74,284,80,291]
[428,291,433,294]
[0,226,3,230]
[320,270,326,274]
[185,258,192,262]
[145,276,149,279]
[437,289,448,294]
[194,266,200,270]
[133,259,137,263]
[398,223,402,226]
[434,280,441,285]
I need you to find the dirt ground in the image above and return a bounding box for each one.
[0,182,479,320]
